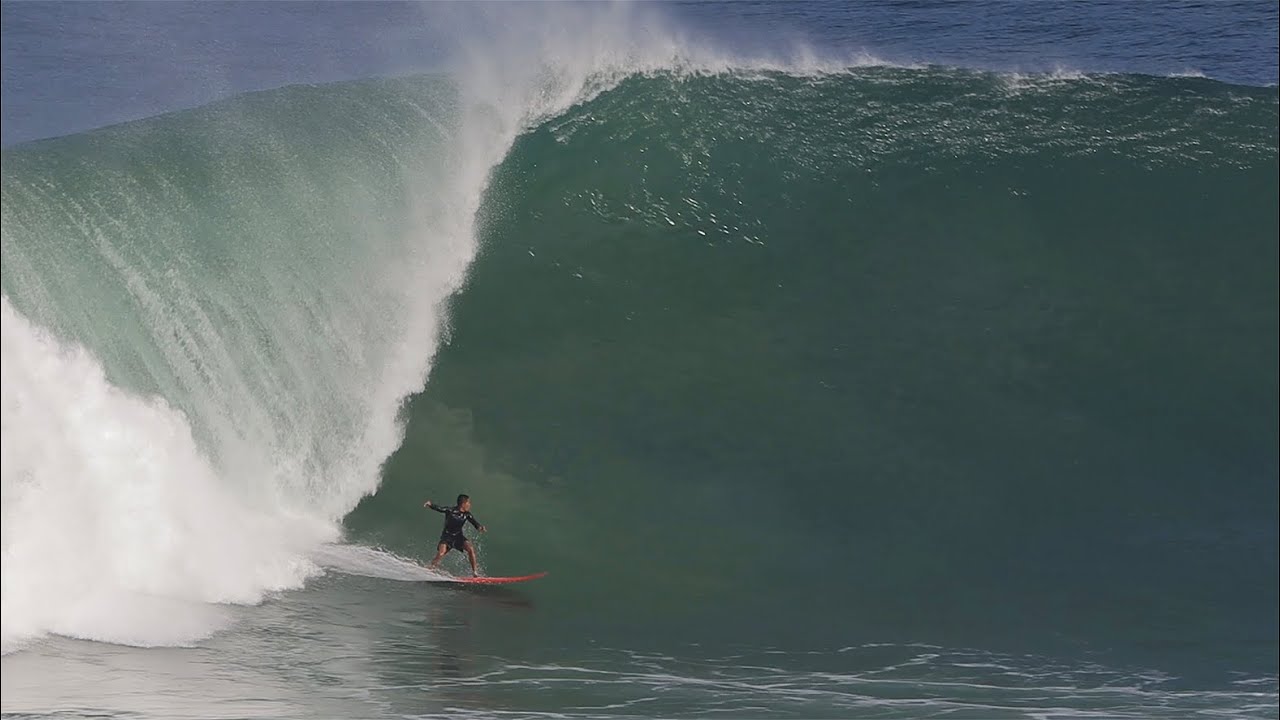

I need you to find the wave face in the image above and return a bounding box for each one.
[347,69,1278,672]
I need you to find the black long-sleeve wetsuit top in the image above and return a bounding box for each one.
[428,504,481,538]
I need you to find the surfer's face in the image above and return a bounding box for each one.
[459,498,471,512]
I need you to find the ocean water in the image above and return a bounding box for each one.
[2,2,1276,718]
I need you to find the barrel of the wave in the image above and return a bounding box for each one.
[351,67,1278,665]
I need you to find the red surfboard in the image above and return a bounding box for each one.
[451,572,547,585]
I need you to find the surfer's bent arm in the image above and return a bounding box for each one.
[468,514,485,532]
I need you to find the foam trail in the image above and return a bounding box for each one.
[310,544,448,582]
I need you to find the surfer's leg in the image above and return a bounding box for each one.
[428,542,448,569]
[464,541,479,577]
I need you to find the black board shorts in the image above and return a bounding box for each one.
[439,532,469,552]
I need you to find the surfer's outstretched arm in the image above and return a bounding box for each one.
[423,500,447,512]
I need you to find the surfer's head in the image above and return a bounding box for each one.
[456,494,471,511]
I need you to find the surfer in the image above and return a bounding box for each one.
[423,494,486,576]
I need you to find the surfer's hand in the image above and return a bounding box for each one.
[479,526,487,533]
[423,500,433,508]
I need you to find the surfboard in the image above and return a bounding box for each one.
[451,572,548,585]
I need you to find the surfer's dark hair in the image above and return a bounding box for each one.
[457,494,470,505]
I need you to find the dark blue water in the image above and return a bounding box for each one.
[3,1,1276,146]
